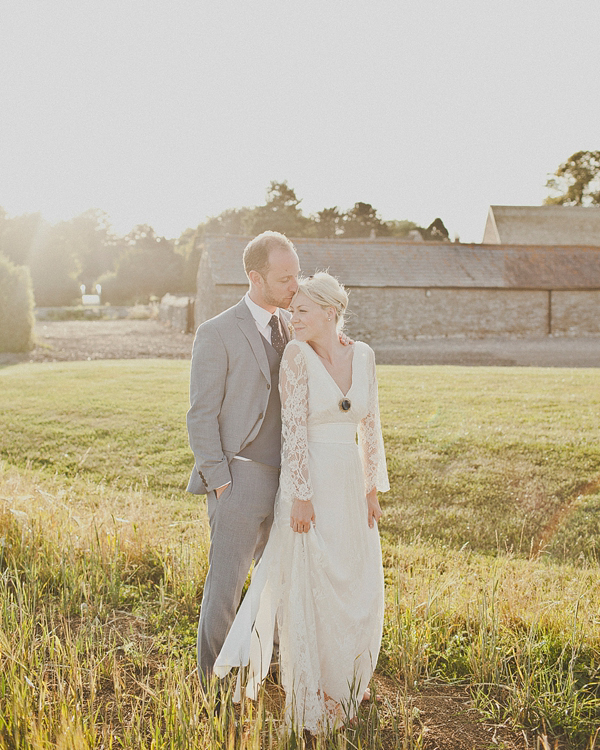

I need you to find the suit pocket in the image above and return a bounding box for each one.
[217,478,233,502]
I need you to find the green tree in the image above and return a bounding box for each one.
[545,150,600,206]
[0,253,35,352]
[313,207,344,238]
[0,209,44,266]
[341,202,390,238]
[244,181,314,237]
[202,207,254,236]
[98,225,184,305]
[68,209,120,291]
[28,220,82,306]
[174,227,202,294]
[418,218,450,241]
[386,219,419,238]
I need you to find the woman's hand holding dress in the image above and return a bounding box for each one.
[366,488,382,528]
[290,498,315,533]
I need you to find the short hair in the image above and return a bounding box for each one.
[243,231,296,277]
[296,272,349,331]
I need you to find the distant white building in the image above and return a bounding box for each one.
[81,284,101,306]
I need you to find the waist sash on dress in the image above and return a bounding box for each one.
[307,423,357,444]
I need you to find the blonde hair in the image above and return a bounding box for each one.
[296,272,349,331]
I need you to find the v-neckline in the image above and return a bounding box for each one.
[306,342,356,398]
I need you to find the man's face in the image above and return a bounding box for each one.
[258,247,300,309]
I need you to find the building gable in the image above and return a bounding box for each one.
[483,205,600,246]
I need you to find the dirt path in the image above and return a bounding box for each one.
[2,320,599,367]
[377,334,600,367]
[2,320,194,364]
[371,674,530,750]
[260,674,531,749]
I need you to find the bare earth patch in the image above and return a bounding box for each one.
[377,334,600,367]
[2,319,194,364]
[260,674,530,749]
[2,319,599,367]
[373,675,530,750]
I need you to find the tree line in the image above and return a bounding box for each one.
[544,150,600,206]
[0,182,447,308]
[2,147,596,312]
[0,209,197,307]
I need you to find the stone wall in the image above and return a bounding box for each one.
[196,284,600,341]
[158,294,195,333]
[551,291,600,335]
[194,250,246,325]
[344,288,551,344]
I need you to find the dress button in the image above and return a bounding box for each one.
[258,413,264,419]
[267,384,271,390]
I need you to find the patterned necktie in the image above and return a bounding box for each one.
[269,314,286,357]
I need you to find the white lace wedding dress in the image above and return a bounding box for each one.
[214,340,389,733]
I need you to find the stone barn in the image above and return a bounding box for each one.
[194,235,600,346]
[483,205,600,245]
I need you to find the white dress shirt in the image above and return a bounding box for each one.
[244,292,283,344]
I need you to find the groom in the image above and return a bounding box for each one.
[187,230,300,682]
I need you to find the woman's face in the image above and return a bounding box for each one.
[289,291,332,341]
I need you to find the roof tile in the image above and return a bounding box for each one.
[206,235,600,290]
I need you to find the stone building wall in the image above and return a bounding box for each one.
[195,249,251,324]
[197,285,600,341]
[345,288,550,344]
[158,294,195,333]
[551,291,600,335]
[194,235,600,340]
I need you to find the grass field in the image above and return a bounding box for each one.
[1,360,599,748]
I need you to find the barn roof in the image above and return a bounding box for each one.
[205,235,600,290]
[483,205,600,245]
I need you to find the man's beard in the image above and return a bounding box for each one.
[263,285,293,309]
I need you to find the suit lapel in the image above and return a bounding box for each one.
[236,299,270,382]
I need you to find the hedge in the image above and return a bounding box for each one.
[0,253,35,352]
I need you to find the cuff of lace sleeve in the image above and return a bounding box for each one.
[366,480,390,494]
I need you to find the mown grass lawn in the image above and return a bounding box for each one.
[1,360,599,748]
[2,360,599,561]
[376,365,600,562]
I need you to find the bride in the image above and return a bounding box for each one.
[214,272,389,733]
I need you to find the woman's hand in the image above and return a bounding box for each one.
[290,499,315,533]
[366,489,382,528]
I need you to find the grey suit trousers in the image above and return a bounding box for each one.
[197,457,280,681]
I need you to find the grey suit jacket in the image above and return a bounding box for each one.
[186,298,291,495]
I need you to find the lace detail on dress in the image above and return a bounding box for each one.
[277,535,325,734]
[358,347,390,494]
[214,338,386,736]
[279,342,313,502]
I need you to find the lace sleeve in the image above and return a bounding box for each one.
[279,342,313,502]
[358,346,390,494]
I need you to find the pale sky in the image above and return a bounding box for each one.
[1,0,599,242]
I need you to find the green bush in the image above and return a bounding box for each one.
[0,253,35,352]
